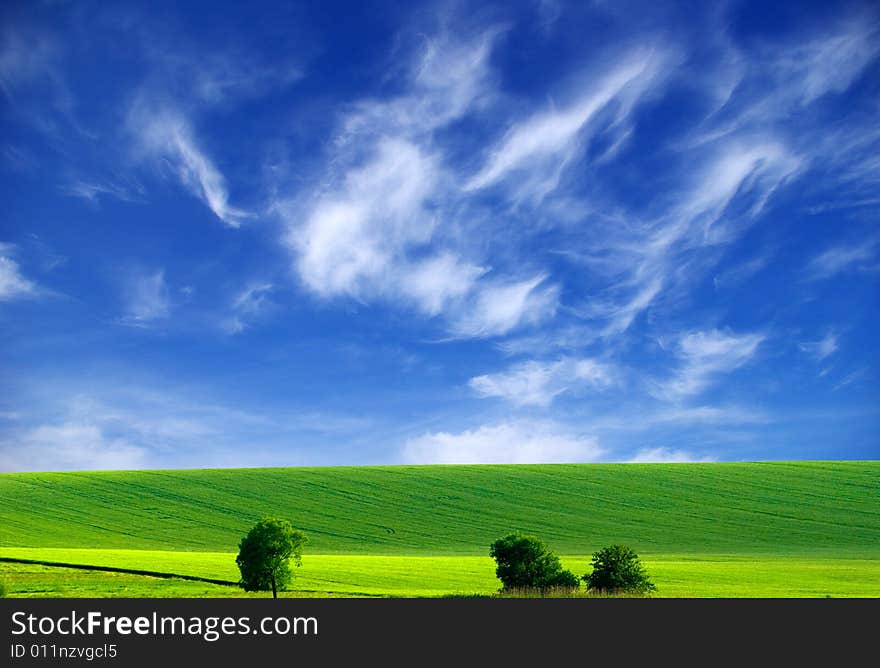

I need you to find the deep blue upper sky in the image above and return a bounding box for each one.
[1,0,878,471]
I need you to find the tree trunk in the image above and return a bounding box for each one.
[271,575,277,599]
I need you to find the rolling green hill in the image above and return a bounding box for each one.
[2,461,878,557]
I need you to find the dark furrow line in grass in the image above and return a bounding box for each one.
[0,560,388,598]
[0,557,238,587]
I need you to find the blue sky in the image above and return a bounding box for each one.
[1,0,878,471]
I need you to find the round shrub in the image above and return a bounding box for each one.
[490,532,580,592]
[583,544,655,595]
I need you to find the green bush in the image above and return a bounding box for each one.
[489,532,580,592]
[583,544,655,595]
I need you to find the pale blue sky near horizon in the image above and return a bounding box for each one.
[1,0,878,471]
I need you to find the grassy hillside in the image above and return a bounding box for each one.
[1,462,878,556]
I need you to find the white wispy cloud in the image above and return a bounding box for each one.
[584,404,770,434]
[290,136,442,298]
[118,6,306,111]
[696,17,880,227]
[799,332,839,362]
[121,269,170,325]
[163,49,303,108]
[0,250,38,301]
[575,139,800,338]
[128,104,248,227]
[0,386,226,472]
[713,252,772,290]
[804,240,879,281]
[288,134,510,324]
[450,276,559,339]
[257,14,876,350]
[399,253,486,317]
[675,141,801,244]
[465,48,672,199]
[0,422,148,472]
[601,277,664,337]
[646,405,768,426]
[496,325,602,357]
[558,17,875,343]
[0,377,385,471]
[772,19,879,107]
[703,17,880,135]
[470,356,614,407]
[339,28,500,140]
[628,447,715,463]
[61,177,142,206]
[222,282,274,334]
[832,367,868,392]
[280,27,559,338]
[232,282,273,314]
[655,329,765,400]
[401,420,603,464]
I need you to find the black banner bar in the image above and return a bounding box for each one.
[3,598,877,665]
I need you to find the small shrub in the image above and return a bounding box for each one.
[583,544,656,595]
[549,568,582,589]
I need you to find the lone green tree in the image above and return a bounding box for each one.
[236,517,308,598]
[489,532,580,592]
[583,544,655,595]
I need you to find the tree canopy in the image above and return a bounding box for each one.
[235,517,308,598]
[583,544,655,595]
[489,532,580,591]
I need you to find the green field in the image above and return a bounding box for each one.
[2,462,879,597]
[4,549,880,598]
